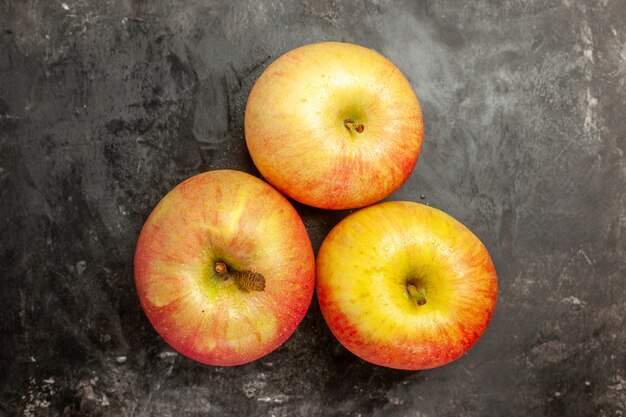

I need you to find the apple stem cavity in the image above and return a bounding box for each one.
[406,283,427,306]
[214,261,266,293]
[344,119,364,133]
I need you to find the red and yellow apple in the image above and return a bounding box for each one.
[245,41,423,210]
[316,201,498,370]
[134,170,315,366]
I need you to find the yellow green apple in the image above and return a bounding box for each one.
[245,41,423,210]
[134,170,315,366]
[316,201,498,370]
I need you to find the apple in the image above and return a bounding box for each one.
[316,201,498,370]
[134,170,315,366]
[245,41,423,210]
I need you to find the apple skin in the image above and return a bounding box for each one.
[316,201,498,370]
[134,170,315,366]
[245,41,423,210]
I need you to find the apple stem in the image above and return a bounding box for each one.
[344,119,364,133]
[407,284,427,306]
[213,261,266,292]
[214,261,227,275]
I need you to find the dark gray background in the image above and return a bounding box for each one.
[1,0,625,416]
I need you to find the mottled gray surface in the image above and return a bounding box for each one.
[1,0,625,416]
